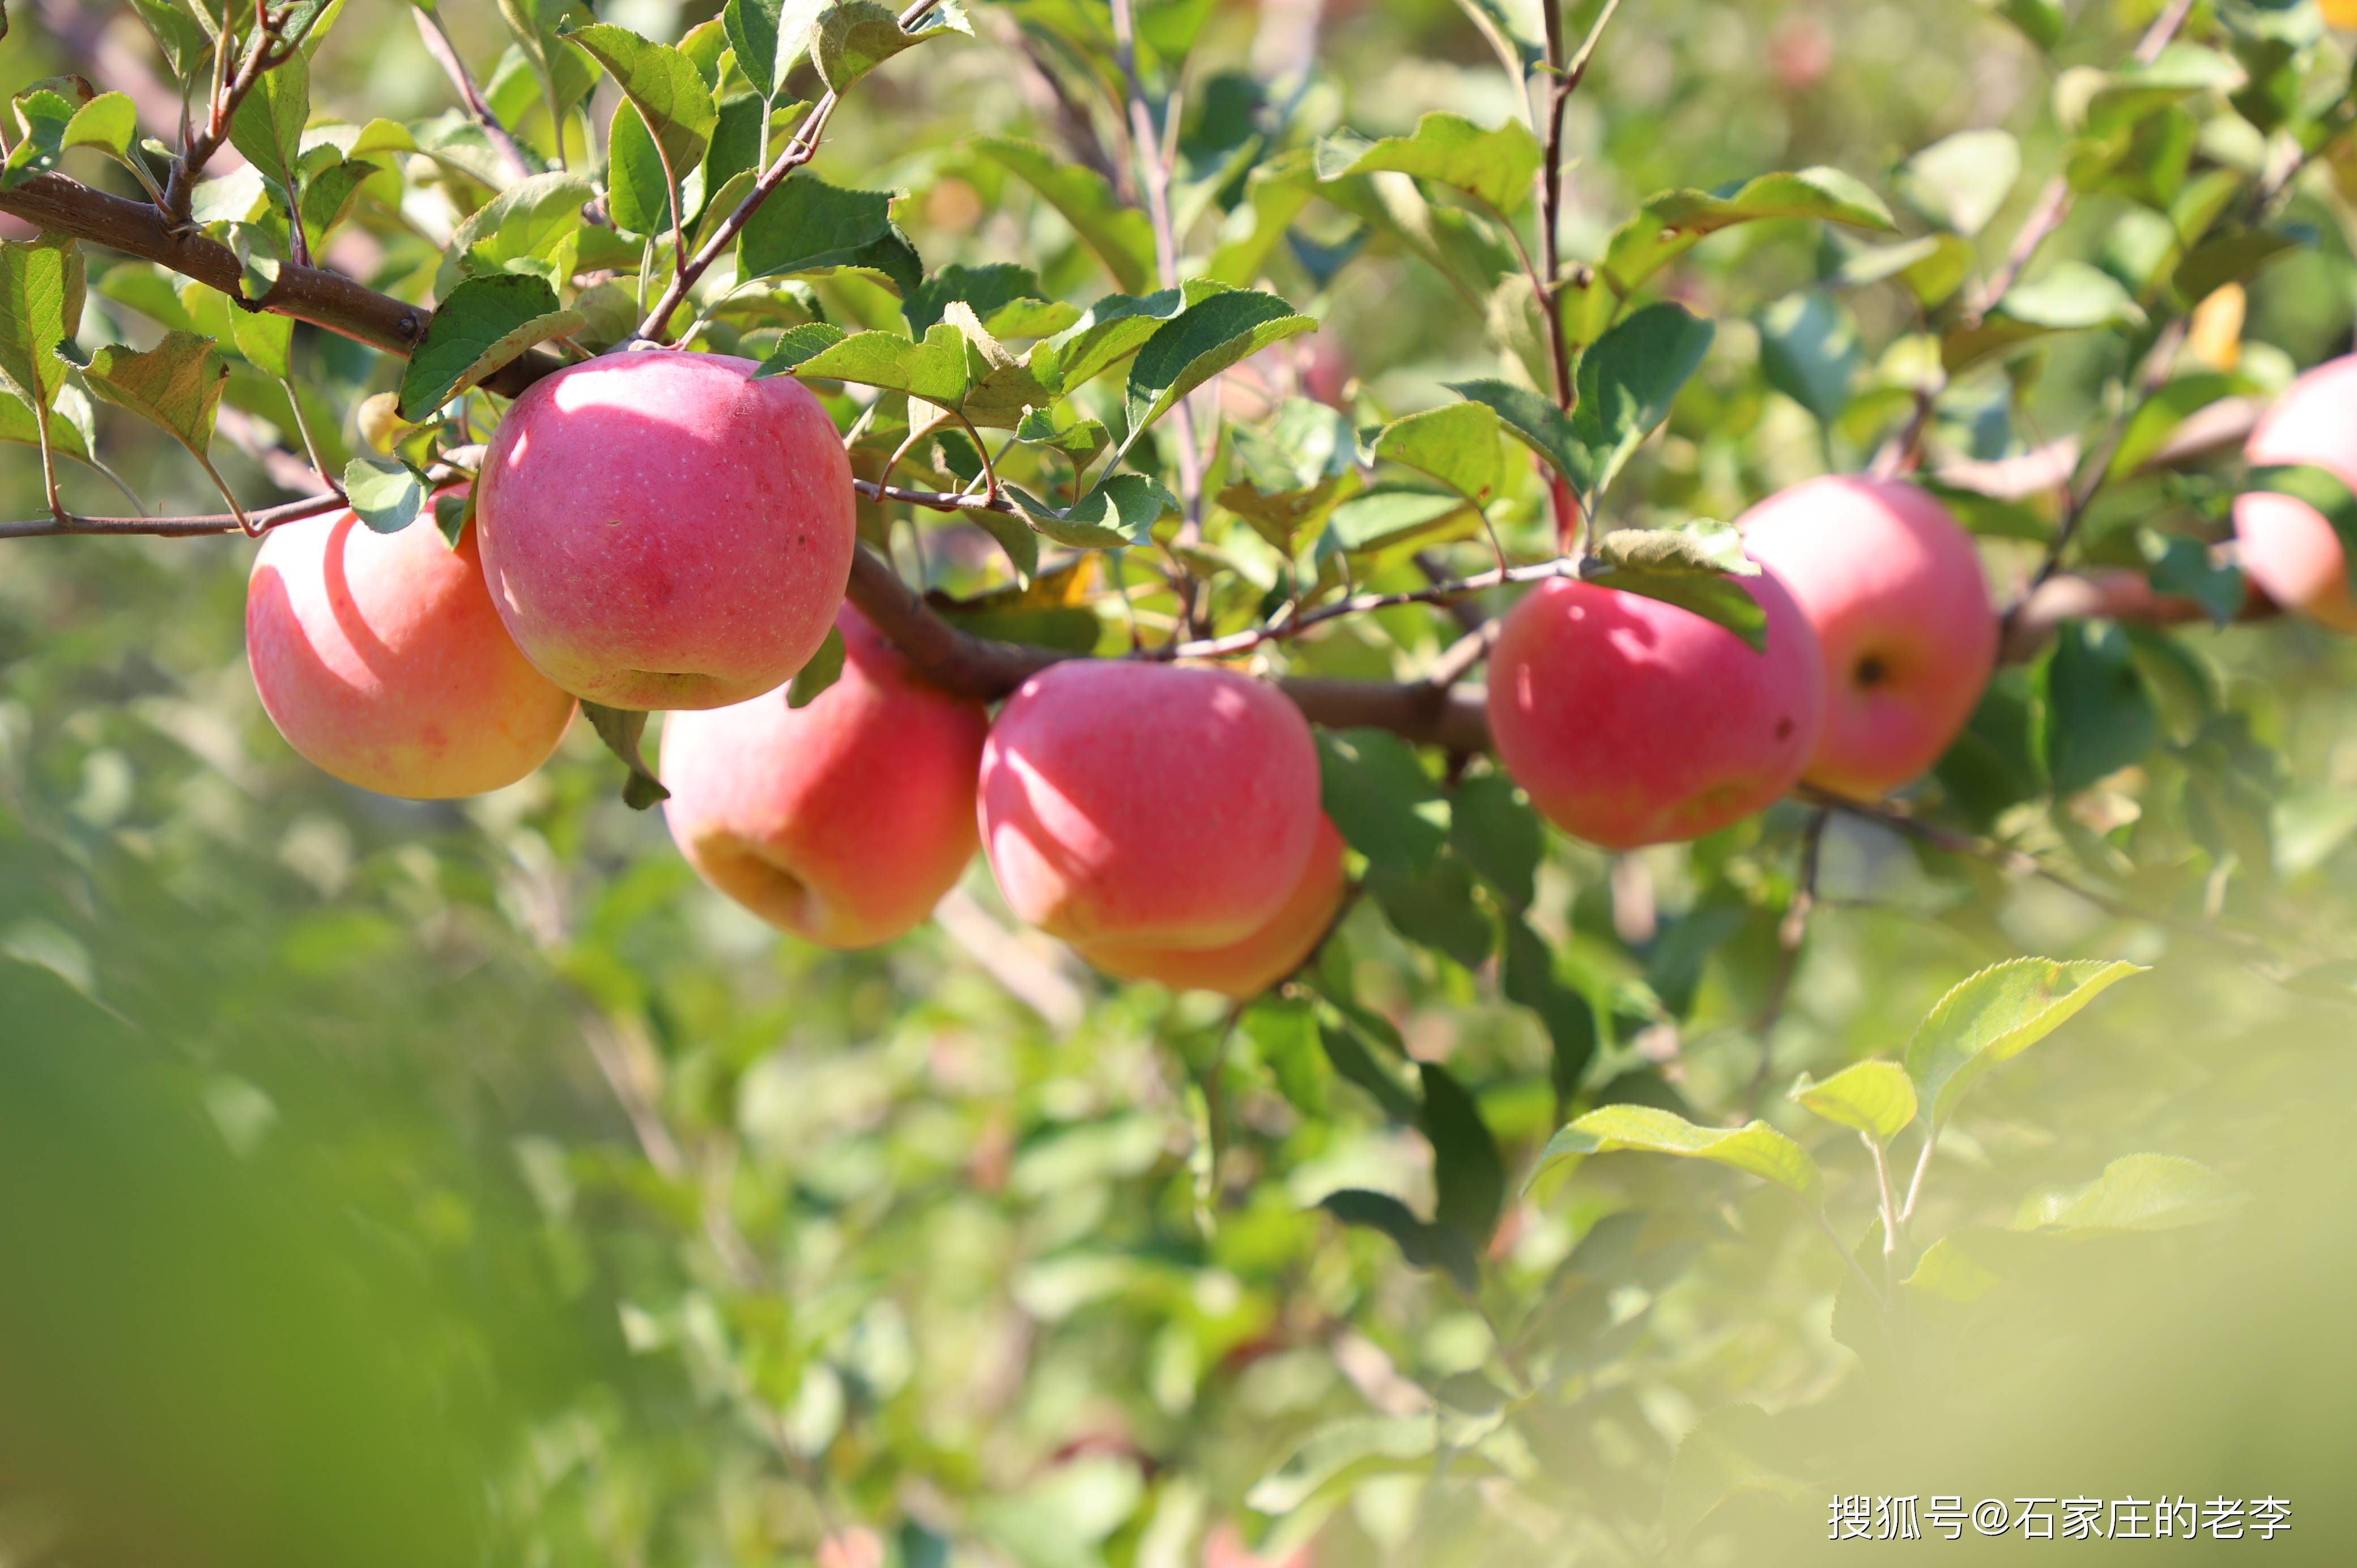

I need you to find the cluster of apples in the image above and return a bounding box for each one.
[244,346,2357,995]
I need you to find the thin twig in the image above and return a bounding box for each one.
[411,6,538,186]
[1800,785,2291,965]
[166,4,292,221]
[1745,806,1827,1114]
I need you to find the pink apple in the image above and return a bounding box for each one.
[2234,355,2357,632]
[1738,476,1998,795]
[659,607,989,948]
[475,348,856,710]
[1079,817,1347,996]
[246,498,576,798]
[978,661,1322,949]
[1487,570,1825,848]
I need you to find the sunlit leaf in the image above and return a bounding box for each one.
[395,274,585,420]
[1904,956,2146,1131]
[1533,1104,1824,1203]
[1789,1061,1917,1144]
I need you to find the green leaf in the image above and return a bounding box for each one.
[1,88,75,190]
[1005,473,1178,548]
[1503,914,1598,1106]
[342,455,428,534]
[434,487,474,547]
[228,306,295,381]
[737,169,922,296]
[2172,224,2303,301]
[2109,372,2250,478]
[1578,521,1768,651]
[1755,291,1860,427]
[1367,853,1492,968]
[0,233,84,411]
[560,22,718,178]
[1246,1415,1439,1519]
[786,623,846,708]
[228,49,309,192]
[0,383,97,465]
[1316,727,1448,876]
[1120,289,1313,457]
[579,701,671,809]
[443,171,597,287]
[2036,621,2159,797]
[1947,260,2147,373]
[1833,231,1976,308]
[1903,1234,2002,1303]
[1420,1061,1504,1247]
[751,321,849,376]
[604,99,675,236]
[793,325,972,405]
[1603,167,1895,296]
[295,155,378,253]
[973,138,1158,294]
[1216,398,1359,547]
[1317,1020,1421,1123]
[811,0,970,92]
[1313,111,1543,215]
[1317,1190,1478,1292]
[131,0,211,79]
[1532,1105,1824,1203]
[1894,129,2019,238]
[1043,286,1199,393]
[905,262,1050,335]
[1445,377,1589,492]
[1903,956,2146,1131]
[1989,0,2064,50]
[725,0,823,98]
[2143,533,2244,627]
[2017,1153,2245,1234]
[1323,488,1478,556]
[1372,402,1502,504]
[1789,1062,1917,1144]
[1571,301,1715,501]
[59,91,137,160]
[62,330,228,475]
[395,274,585,421]
[1450,774,1541,909]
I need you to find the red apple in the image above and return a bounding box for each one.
[978,661,1322,949]
[1079,817,1347,996]
[2234,355,2357,632]
[658,607,989,948]
[475,348,856,709]
[1738,476,1997,796]
[246,499,576,798]
[1487,570,1825,848]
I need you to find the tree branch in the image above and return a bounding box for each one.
[0,172,558,391]
[411,6,539,188]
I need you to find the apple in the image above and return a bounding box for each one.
[1486,570,1825,848]
[978,661,1322,949]
[659,607,989,949]
[245,498,576,799]
[475,348,856,710]
[1078,817,1347,996]
[2235,355,2357,633]
[1737,476,1998,796]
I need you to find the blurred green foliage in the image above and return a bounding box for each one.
[8,0,2357,1563]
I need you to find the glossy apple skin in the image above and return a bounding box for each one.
[2234,355,2357,633]
[246,500,576,799]
[1080,818,1346,996]
[659,607,989,949]
[1738,476,1998,796]
[1486,571,1825,849]
[978,661,1322,949]
[475,349,856,710]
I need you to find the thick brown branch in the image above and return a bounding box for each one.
[0,172,556,393]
